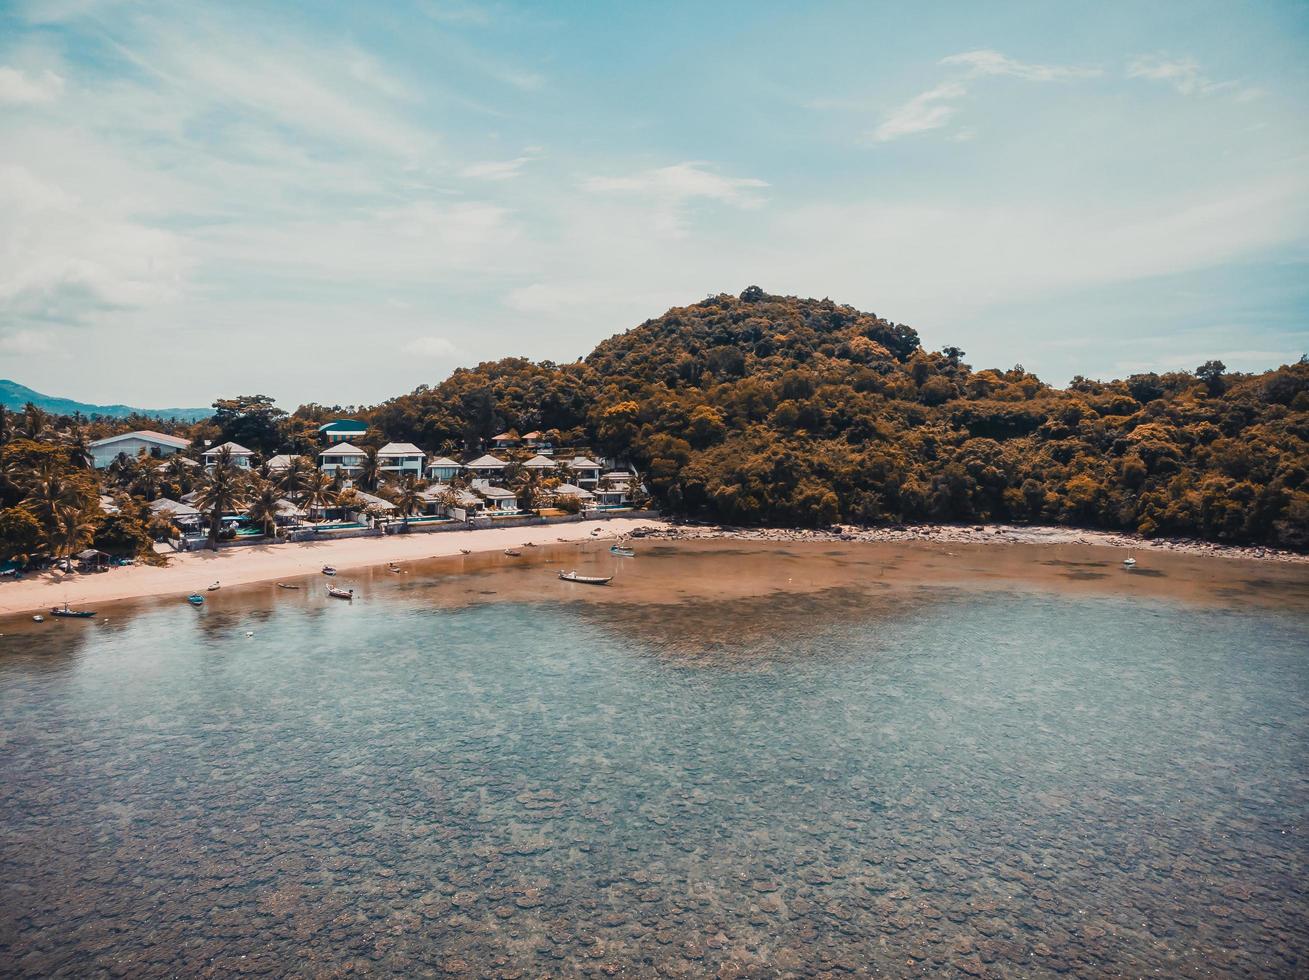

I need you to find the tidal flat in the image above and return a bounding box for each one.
[1,540,1306,977]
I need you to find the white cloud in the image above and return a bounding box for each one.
[0,66,65,105]
[1127,55,1250,98]
[0,329,58,355]
[460,155,535,180]
[404,335,460,357]
[582,162,767,207]
[873,82,966,141]
[941,49,1101,82]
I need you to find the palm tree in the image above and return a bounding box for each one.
[66,426,94,470]
[0,406,10,446]
[279,455,310,503]
[194,447,248,550]
[130,453,163,501]
[392,474,424,525]
[164,454,196,495]
[52,506,98,571]
[301,470,338,522]
[23,473,85,569]
[512,467,548,514]
[436,486,464,519]
[246,482,283,538]
[359,446,382,492]
[20,403,48,440]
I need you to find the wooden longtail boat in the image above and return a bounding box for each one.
[326,585,354,600]
[558,570,612,585]
[50,604,96,618]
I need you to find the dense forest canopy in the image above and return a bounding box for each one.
[3,287,1308,556]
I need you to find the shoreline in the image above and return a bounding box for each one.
[3,517,1304,619]
[640,521,1309,564]
[0,518,663,617]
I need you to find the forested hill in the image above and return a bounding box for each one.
[0,380,210,422]
[372,288,1309,548]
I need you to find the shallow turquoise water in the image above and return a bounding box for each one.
[1,567,1306,977]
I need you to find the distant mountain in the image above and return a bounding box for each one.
[0,380,211,422]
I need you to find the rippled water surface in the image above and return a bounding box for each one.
[1,544,1307,978]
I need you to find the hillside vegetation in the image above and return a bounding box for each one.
[375,287,1309,548]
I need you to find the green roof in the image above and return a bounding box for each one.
[318,419,367,432]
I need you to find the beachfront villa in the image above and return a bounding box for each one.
[149,497,202,528]
[88,430,191,469]
[491,432,519,450]
[265,454,295,472]
[425,456,460,481]
[320,443,366,476]
[465,453,508,482]
[319,419,368,444]
[202,442,254,469]
[420,484,484,521]
[551,482,595,507]
[472,480,519,514]
[567,455,603,488]
[378,442,425,477]
[522,454,558,473]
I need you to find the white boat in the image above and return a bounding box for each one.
[559,570,612,585]
[609,544,635,557]
[1123,557,1137,567]
[32,615,44,623]
[504,549,522,557]
[207,581,221,591]
[326,585,354,600]
[322,566,337,576]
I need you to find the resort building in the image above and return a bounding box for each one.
[425,456,460,482]
[522,431,552,453]
[465,453,508,483]
[378,442,425,477]
[88,430,190,469]
[149,497,202,529]
[567,455,603,488]
[472,480,519,514]
[319,419,368,444]
[420,484,483,521]
[265,454,295,472]
[320,442,366,476]
[522,454,558,473]
[491,432,519,450]
[550,483,595,507]
[202,442,255,469]
[345,490,397,523]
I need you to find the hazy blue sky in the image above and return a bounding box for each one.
[1,0,1306,408]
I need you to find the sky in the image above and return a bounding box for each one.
[1,0,1307,409]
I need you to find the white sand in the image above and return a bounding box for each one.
[0,518,667,616]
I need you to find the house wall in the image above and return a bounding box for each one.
[90,438,185,469]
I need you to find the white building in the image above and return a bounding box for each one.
[567,455,602,488]
[425,456,460,482]
[378,442,425,477]
[88,430,190,469]
[522,454,558,473]
[320,442,366,477]
[465,453,507,483]
[473,480,519,514]
[202,442,254,469]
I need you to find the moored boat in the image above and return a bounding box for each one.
[504,549,522,557]
[459,548,472,555]
[609,545,635,557]
[559,570,612,585]
[322,566,337,576]
[50,604,96,618]
[1123,557,1137,567]
[207,581,221,591]
[187,593,204,606]
[276,582,299,590]
[326,585,354,600]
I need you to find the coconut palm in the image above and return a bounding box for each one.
[392,474,424,525]
[130,453,164,501]
[279,455,310,503]
[246,482,283,538]
[194,447,248,550]
[164,454,196,494]
[0,406,10,446]
[23,473,86,569]
[359,446,382,492]
[301,470,338,521]
[66,426,94,470]
[20,403,48,440]
[512,467,549,514]
[52,506,98,571]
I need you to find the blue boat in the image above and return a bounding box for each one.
[187,593,204,606]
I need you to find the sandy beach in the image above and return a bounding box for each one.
[0,518,665,617]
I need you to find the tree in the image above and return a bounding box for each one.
[392,474,424,525]
[301,470,338,521]
[0,506,42,562]
[194,447,248,550]
[246,482,283,538]
[20,403,48,441]
[359,446,382,491]
[211,394,287,455]
[279,455,311,503]
[1196,360,1227,396]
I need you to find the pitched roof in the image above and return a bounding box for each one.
[89,429,190,449]
[568,456,601,469]
[425,456,460,468]
[319,442,365,456]
[378,442,423,456]
[155,456,199,469]
[521,430,544,440]
[466,454,506,468]
[318,419,367,432]
[349,490,396,510]
[150,497,201,517]
[265,454,294,470]
[552,483,595,500]
[477,485,517,499]
[203,441,253,456]
[522,454,557,469]
[491,432,518,441]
